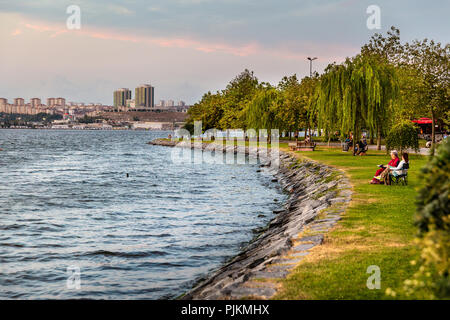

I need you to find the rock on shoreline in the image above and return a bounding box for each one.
[148,139,352,299]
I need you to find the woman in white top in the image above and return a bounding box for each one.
[389,153,409,176]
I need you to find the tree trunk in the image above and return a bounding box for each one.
[352,124,357,156]
[377,125,382,151]
[431,108,436,156]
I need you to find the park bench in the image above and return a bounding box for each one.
[289,141,316,151]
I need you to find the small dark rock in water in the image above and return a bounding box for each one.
[257,214,265,218]
[274,199,279,202]
[271,178,277,182]
[256,169,261,173]
[273,208,285,214]
[126,173,129,178]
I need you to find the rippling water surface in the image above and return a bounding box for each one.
[0,129,285,299]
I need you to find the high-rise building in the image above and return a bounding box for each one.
[159,100,165,107]
[14,98,25,106]
[47,98,56,107]
[30,98,41,108]
[56,97,66,107]
[114,88,132,109]
[135,84,154,110]
[0,98,7,113]
[177,100,186,107]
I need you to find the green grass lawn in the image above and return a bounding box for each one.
[274,146,428,300]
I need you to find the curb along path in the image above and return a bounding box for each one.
[148,139,352,299]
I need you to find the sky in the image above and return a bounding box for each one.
[0,0,449,105]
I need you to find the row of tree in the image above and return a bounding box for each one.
[185,27,449,153]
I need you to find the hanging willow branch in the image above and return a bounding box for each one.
[310,54,399,152]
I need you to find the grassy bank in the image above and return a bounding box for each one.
[274,146,428,299]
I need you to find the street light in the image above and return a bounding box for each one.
[307,57,318,78]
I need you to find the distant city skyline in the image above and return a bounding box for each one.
[1,0,449,105]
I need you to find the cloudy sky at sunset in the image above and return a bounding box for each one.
[0,0,449,105]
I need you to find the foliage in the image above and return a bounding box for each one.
[386,139,450,299]
[310,53,399,150]
[185,69,259,131]
[385,121,420,153]
[78,115,101,124]
[0,112,62,124]
[402,39,450,147]
[246,86,280,138]
[276,75,317,135]
[416,139,450,235]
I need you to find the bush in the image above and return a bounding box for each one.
[387,139,449,299]
[386,121,419,154]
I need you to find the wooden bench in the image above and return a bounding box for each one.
[289,141,316,151]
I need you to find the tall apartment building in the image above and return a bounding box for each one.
[113,88,132,108]
[56,97,66,107]
[14,98,25,106]
[47,98,56,107]
[135,84,154,110]
[0,98,7,113]
[30,98,41,108]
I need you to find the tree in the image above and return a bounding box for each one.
[246,86,280,143]
[275,75,316,140]
[184,69,260,132]
[218,69,259,130]
[186,91,224,131]
[403,39,450,154]
[311,54,399,153]
[385,120,419,154]
[361,26,403,64]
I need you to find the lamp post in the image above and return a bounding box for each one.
[307,57,317,78]
[306,57,317,144]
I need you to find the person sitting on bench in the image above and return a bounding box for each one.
[389,153,409,178]
[370,150,400,184]
[304,135,311,144]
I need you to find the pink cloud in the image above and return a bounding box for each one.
[20,20,356,62]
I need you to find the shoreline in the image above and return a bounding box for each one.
[149,139,352,299]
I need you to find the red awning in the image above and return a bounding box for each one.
[412,118,433,124]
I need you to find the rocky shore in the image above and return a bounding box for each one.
[148,138,352,299]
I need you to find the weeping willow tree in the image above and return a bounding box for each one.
[246,86,281,143]
[311,54,399,153]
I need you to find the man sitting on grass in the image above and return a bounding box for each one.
[355,137,368,156]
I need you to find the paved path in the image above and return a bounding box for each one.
[281,140,430,155]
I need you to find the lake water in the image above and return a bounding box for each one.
[0,129,285,299]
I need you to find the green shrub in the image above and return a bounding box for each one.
[385,121,419,154]
[387,139,449,299]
